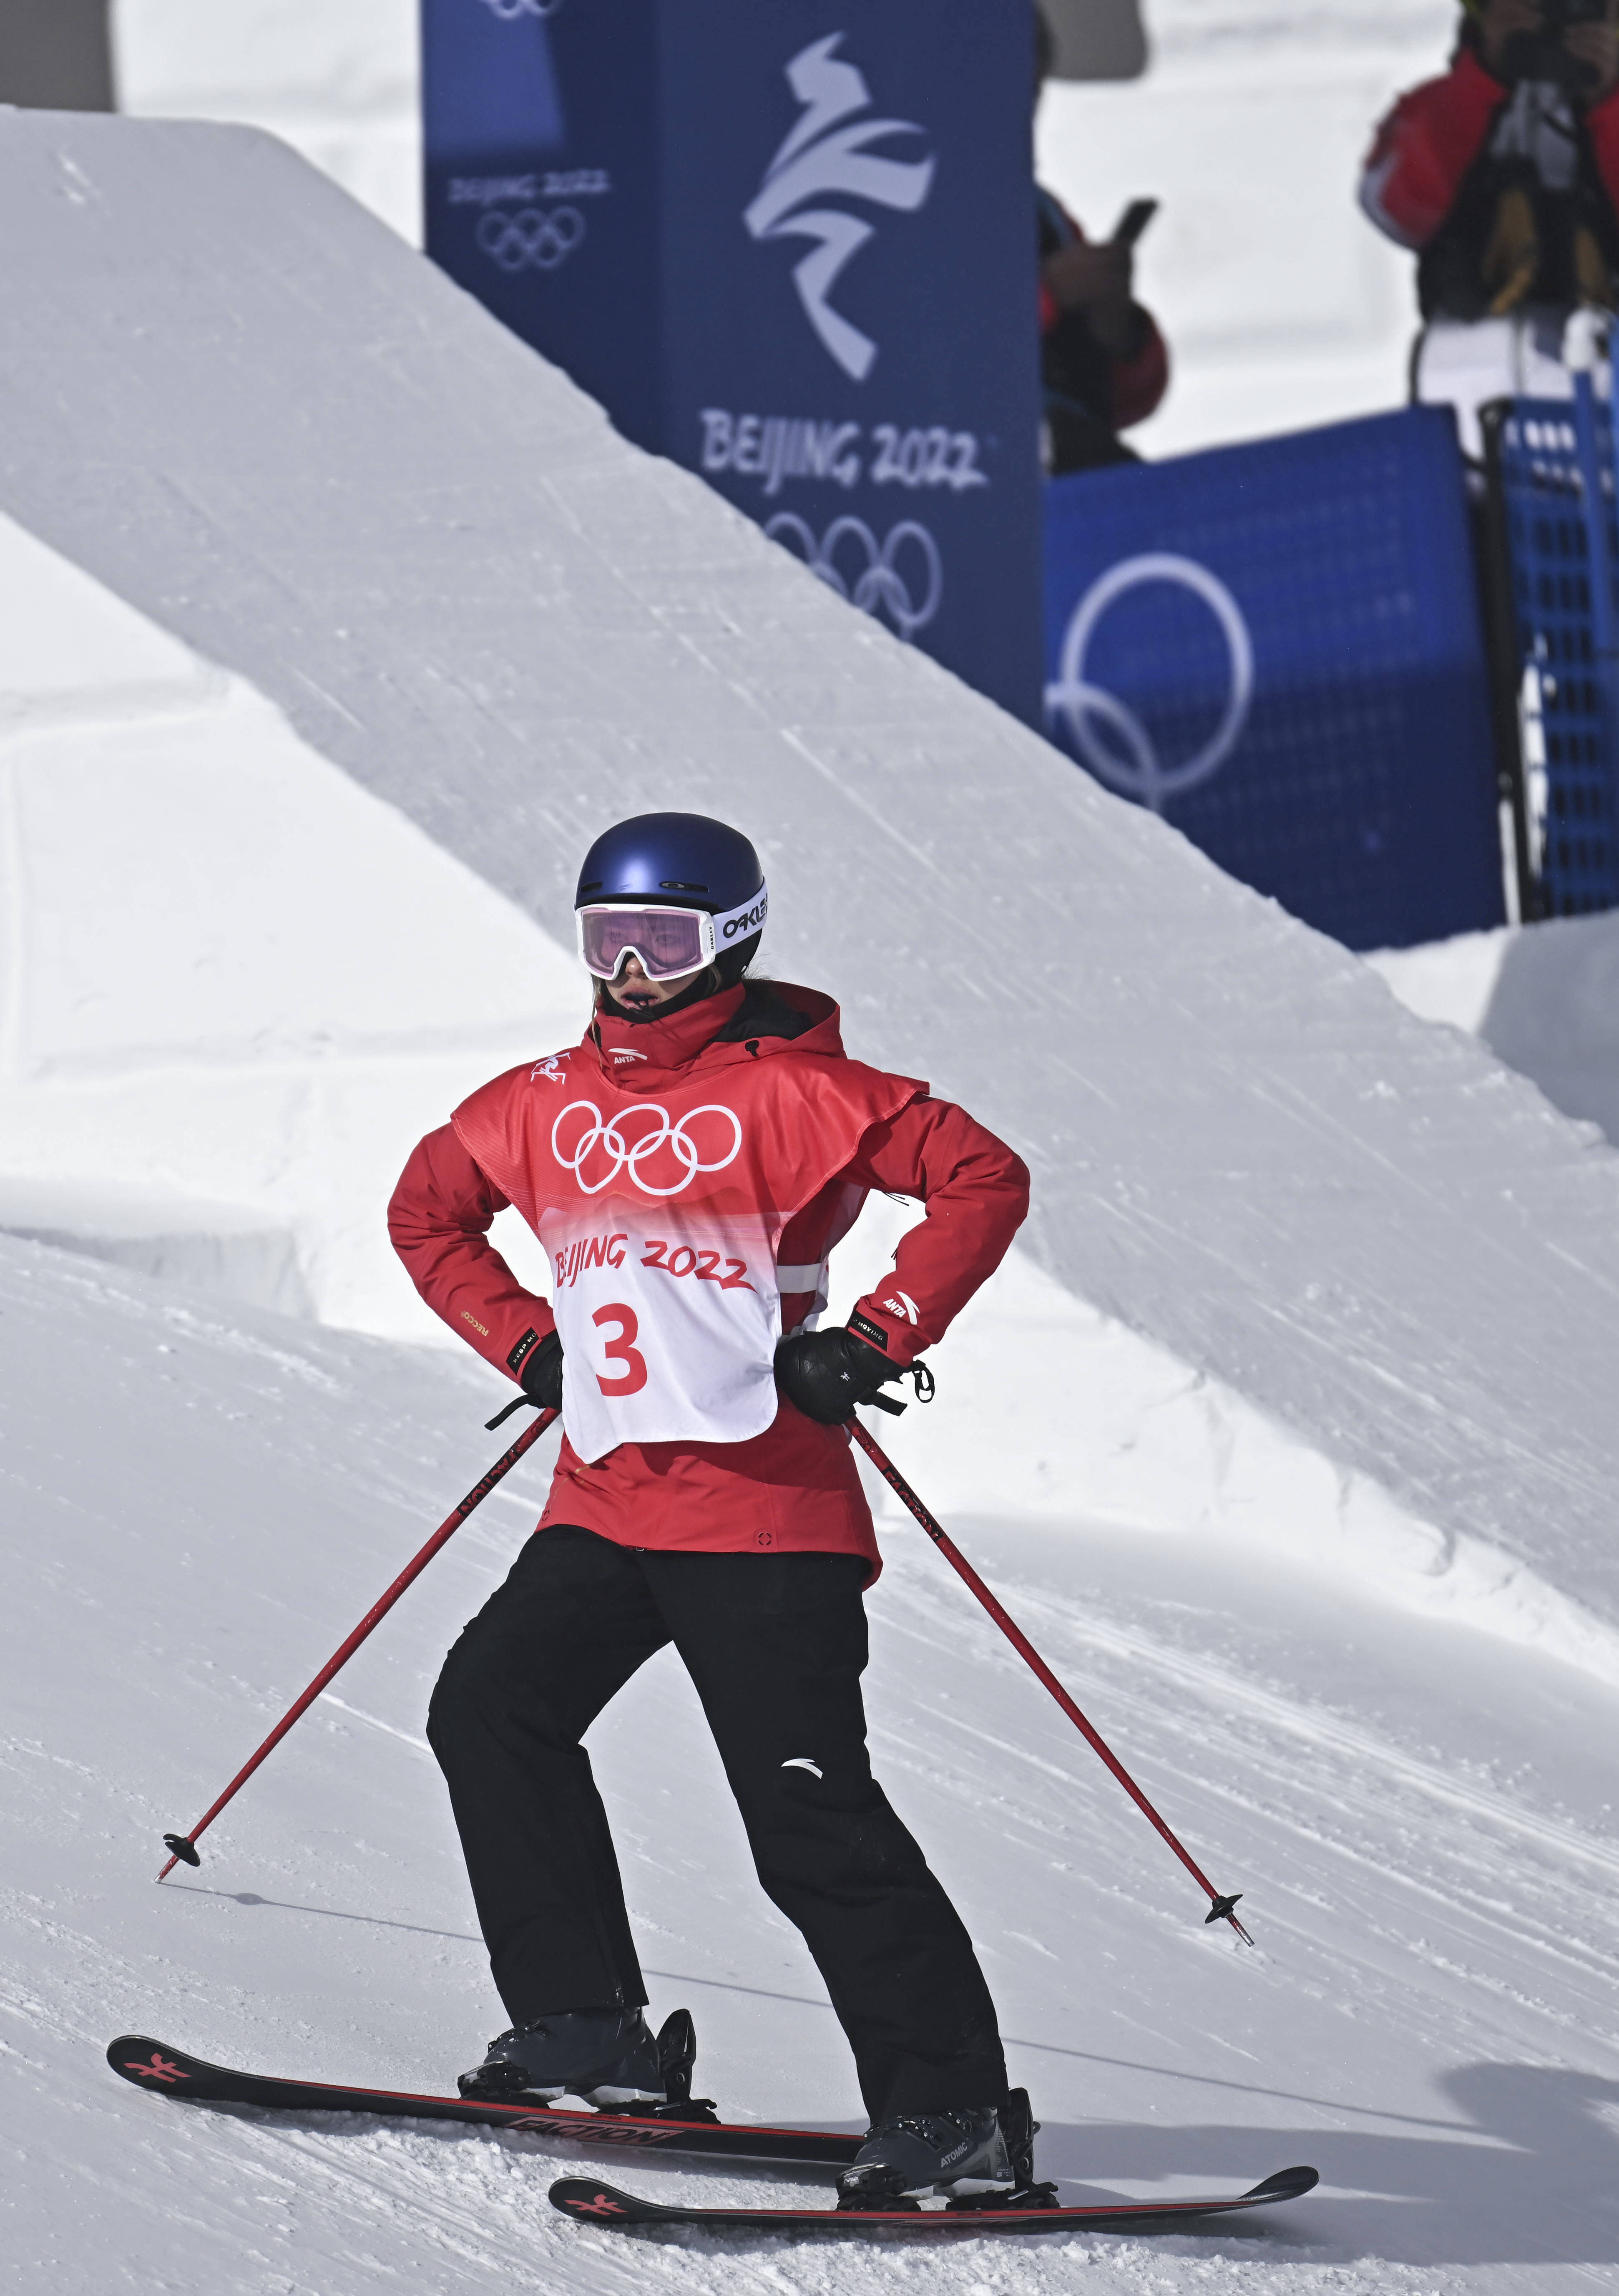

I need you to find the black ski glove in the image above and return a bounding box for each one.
[520,1329,565,1411]
[484,1328,565,1432]
[775,1326,902,1425]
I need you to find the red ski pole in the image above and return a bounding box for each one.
[156,1403,559,1881]
[850,1415,1253,1945]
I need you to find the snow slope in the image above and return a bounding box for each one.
[2,111,1619,1665]
[0,508,582,1338]
[6,1233,1619,2294]
[1370,914,1619,1155]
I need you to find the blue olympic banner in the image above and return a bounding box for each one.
[1043,406,1505,951]
[422,0,1042,722]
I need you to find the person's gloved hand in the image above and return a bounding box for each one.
[1478,0,1549,77]
[775,1326,898,1425]
[1566,13,1619,105]
[520,1329,565,1412]
[1042,237,1133,325]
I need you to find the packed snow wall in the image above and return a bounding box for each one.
[1,112,1618,1641]
[0,502,585,1333]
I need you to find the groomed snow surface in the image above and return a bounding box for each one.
[8,1233,1619,2294]
[1371,911,1619,1157]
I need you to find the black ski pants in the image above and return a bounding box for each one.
[426,1526,1006,2121]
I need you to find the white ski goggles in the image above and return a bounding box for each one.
[576,885,768,981]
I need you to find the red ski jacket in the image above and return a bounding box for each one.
[1360,43,1619,251]
[388,980,1030,1576]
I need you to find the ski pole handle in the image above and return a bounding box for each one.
[157,1405,559,1881]
[850,1415,1253,1945]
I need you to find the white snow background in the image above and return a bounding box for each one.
[0,8,1617,2291]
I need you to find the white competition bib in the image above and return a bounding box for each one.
[539,1195,780,1463]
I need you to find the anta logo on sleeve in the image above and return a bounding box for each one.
[744,34,935,382]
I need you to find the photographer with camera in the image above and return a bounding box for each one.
[1360,0,1619,455]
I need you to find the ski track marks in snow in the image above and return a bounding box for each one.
[867,1540,1619,2042]
[5,1238,1619,2293]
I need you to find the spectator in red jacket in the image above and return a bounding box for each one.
[1360,0,1619,453]
[1035,8,1169,471]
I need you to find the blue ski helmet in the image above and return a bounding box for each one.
[575,812,767,991]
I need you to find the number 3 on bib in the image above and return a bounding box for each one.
[592,1304,648,1396]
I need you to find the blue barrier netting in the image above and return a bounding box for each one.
[1491,388,1619,919]
[1044,406,1504,953]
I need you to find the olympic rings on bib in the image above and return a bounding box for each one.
[551,1100,744,1197]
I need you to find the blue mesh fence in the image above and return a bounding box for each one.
[1491,383,1619,918]
[1043,406,1503,952]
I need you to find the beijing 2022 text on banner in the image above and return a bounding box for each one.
[1043,405,1505,952]
[421,0,1043,723]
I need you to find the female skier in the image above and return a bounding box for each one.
[387,812,1031,2205]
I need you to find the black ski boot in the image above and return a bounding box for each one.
[837,2102,1013,2209]
[458,2007,664,2107]
[837,2088,1054,2213]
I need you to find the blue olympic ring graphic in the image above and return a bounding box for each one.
[765,514,943,640]
[1043,552,1255,813]
[478,0,564,20]
[475,205,586,273]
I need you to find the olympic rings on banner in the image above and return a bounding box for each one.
[475,205,586,273]
[551,1101,744,1197]
[479,0,565,20]
[765,514,943,639]
[1043,553,1254,815]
